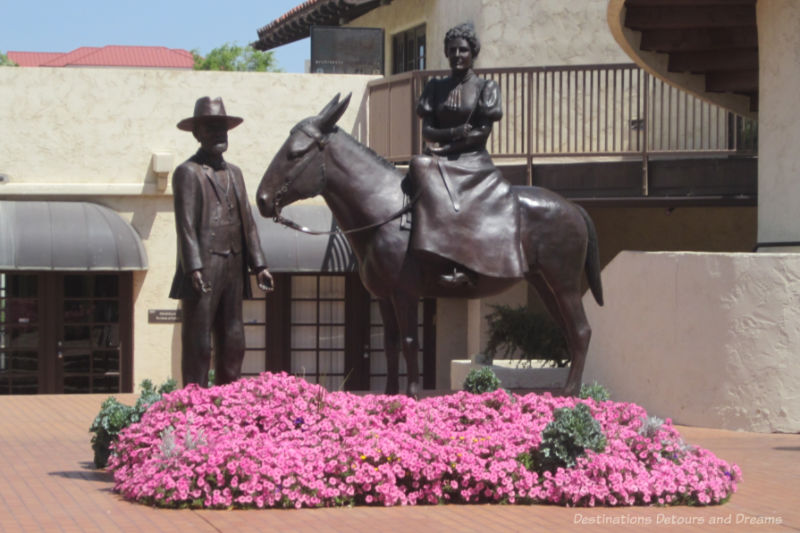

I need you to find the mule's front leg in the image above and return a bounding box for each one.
[377,300,401,395]
[393,294,420,398]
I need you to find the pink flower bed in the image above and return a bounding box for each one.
[108,372,741,508]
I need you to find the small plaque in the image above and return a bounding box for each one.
[148,309,182,323]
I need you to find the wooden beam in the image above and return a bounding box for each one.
[639,28,757,52]
[626,5,755,30]
[626,0,754,6]
[705,69,758,93]
[668,48,758,72]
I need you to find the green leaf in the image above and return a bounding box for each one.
[192,42,281,72]
[0,52,18,67]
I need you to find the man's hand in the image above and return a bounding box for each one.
[191,270,211,294]
[257,268,274,292]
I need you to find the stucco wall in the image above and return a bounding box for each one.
[477,0,628,68]
[0,67,377,386]
[349,0,628,72]
[583,251,800,433]
[756,0,800,249]
[0,68,375,194]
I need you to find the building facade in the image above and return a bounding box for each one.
[254,0,757,374]
[0,67,420,394]
[1,0,766,397]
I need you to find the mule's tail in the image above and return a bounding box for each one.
[576,204,604,306]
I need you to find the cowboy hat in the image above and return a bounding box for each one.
[177,96,244,131]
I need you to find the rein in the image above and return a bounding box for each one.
[272,126,419,236]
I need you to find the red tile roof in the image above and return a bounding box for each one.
[7,46,194,68]
[6,51,63,66]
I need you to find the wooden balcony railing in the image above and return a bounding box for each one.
[367,64,757,190]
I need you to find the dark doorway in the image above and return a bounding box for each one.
[0,272,133,394]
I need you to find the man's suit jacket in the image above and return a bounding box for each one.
[169,153,267,300]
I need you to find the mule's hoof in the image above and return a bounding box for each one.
[406,381,420,399]
[438,269,475,288]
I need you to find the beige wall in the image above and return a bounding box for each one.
[756,0,800,249]
[0,68,374,194]
[0,67,377,386]
[583,251,800,432]
[477,0,628,68]
[349,0,628,72]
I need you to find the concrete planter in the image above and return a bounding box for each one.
[450,359,569,390]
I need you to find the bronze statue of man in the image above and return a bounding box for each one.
[170,96,273,387]
[409,22,526,287]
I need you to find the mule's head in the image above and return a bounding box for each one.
[256,93,351,218]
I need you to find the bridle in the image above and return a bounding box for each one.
[271,124,419,236]
[271,122,329,224]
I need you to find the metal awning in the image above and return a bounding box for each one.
[252,0,390,51]
[0,201,148,271]
[255,203,356,272]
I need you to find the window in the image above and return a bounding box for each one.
[288,275,347,390]
[245,272,436,392]
[367,297,434,392]
[392,24,426,74]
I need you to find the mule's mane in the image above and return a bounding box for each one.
[335,129,402,175]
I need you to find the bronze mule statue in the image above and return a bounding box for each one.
[257,94,603,397]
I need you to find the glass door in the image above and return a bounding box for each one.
[0,272,132,394]
[58,274,126,394]
[0,274,41,394]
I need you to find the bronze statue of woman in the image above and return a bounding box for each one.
[409,22,526,287]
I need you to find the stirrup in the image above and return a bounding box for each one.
[438,268,475,288]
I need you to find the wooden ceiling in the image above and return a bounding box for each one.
[623,0,758,112]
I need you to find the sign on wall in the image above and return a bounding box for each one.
[148,309,182,323]
[310,26,384,74]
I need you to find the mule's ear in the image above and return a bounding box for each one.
[317,93,341,119]
[318,92,351,133]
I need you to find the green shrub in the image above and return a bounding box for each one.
[89,397,134,469]
[484,305,568,367]
[533,403,607,472]
[579,381,611,402]
[90,378,177,468]
[463,367,502,394]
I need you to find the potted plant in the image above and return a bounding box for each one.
[451,305,570,390]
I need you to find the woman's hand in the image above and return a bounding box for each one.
[451,123,472,140]
[427,144,451,156]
